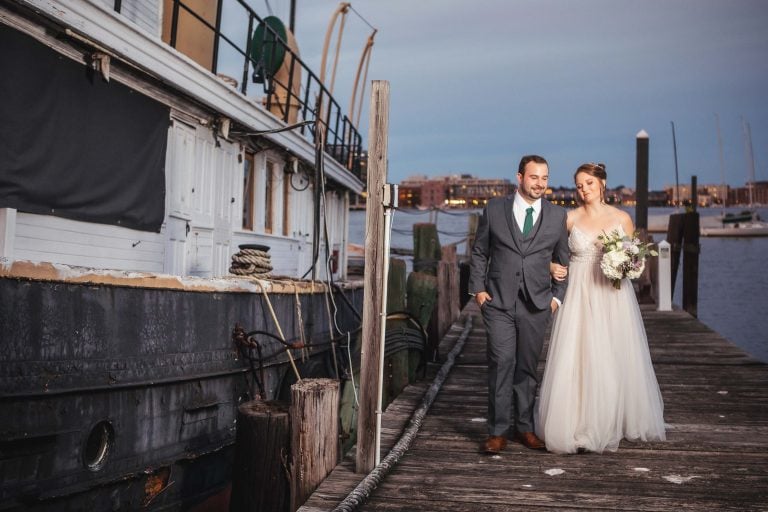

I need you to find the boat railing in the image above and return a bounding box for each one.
[111,0,364,179]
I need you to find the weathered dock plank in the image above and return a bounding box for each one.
[300,303,768,511]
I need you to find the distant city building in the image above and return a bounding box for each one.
[544,186,666,207]
[398,175,676,210]
[546,186,578,207]
[666,184,727,207]
[664,182,768,207]
[647,190,670,206]
[730,181,768,206]
[398,174,513,208]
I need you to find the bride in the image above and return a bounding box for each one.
[536,162,666,454]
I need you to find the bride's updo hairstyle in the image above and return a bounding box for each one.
[574,162,607,203]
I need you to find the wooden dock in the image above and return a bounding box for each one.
[300,303,768,511]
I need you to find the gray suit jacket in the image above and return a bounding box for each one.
[469,194,569,311]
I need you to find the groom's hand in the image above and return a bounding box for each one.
[475,291,492,308]
[550,298,560,313]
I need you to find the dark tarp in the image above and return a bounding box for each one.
[0,24,169,232]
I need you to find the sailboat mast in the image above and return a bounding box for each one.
[743,119,756,207]
[715,114,726,208]
[671,121,681,207]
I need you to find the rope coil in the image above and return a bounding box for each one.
[230,248,273,277]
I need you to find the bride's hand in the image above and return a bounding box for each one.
[550,262,568,282]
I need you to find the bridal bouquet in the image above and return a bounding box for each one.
[597,229,658,289]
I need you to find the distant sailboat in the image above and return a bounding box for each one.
[701,116,768,236]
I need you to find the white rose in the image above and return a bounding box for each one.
[600,253,625,280]
[607,250,629,266]
[627,260,645,279]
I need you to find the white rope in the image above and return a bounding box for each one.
[259,286,301,382]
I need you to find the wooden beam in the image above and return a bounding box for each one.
[356,80,390,473]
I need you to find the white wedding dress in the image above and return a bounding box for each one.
[536,224,666,454]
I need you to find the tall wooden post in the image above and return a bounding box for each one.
[356,80,390,474]
[635,130,649,231]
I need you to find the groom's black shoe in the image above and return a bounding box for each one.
[513,431,546,450]
[481,435,507,454]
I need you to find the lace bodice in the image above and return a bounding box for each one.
[568,225,624,263]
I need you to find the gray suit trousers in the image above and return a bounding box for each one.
[482,294,551,435]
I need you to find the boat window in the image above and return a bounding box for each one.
[83,421,114,471]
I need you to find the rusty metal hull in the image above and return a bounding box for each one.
[0,277,362,510]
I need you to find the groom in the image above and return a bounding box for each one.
[469,154,569,453]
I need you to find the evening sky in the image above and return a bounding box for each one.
[260,0,768,190]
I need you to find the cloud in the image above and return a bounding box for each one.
[252,0,768,187]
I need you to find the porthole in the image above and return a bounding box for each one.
[83,421,114,471]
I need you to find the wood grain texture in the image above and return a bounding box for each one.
[357,80,390,473]
[230,401,290,512]
[301,303,768,511]
[291,379,340,511]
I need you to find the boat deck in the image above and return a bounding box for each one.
[300,302,768,511]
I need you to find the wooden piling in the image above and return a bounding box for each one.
[465,212,480,259]
[356,79,390,474]
[436,245,460,339]
[289,378,340,512]
[635,130,649,231]
[665,211,699,315]
[407,271,438,375]
[635,228,654,304]
[385,258,408,407]
[682,211,700,317]
[691,175,698,211]
[338,376,358,456]
[666,213,685,296]
[412,223,441,275]
[230,401,290,512]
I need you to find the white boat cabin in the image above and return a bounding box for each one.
[0,0,364,282]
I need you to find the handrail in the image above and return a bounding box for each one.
[116,0,364,179]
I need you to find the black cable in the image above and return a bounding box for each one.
[301,120,324,279]
[231,119,313,137]
[331,283,362,322]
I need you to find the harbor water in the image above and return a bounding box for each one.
[349,206,768,363]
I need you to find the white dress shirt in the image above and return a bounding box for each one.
[513,194,541,233]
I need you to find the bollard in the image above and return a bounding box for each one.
[656,240,672,311]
